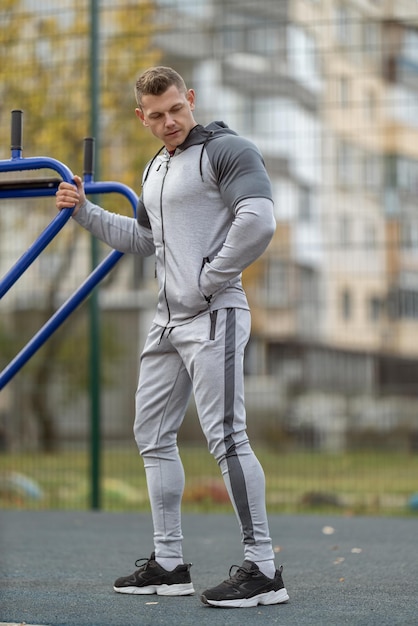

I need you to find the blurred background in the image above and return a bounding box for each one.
[1,0,418,516]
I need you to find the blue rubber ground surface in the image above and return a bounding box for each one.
[1,510,417,626]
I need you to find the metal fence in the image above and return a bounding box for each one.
[1,0,418,514]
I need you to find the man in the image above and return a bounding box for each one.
[56,66,289,609]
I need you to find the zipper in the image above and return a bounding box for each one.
[160,153,171,327]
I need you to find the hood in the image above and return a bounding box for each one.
[178,121,238,151]
[142,121,239,186]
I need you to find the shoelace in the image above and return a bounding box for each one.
[134,556,152,571]
[227,565,256,584]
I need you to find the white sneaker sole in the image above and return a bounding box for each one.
[114,582,195,596]
[202,586,289,608]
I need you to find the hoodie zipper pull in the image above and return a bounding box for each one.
[157,152,171,172]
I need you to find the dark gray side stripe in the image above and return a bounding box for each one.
[223,308,255,545]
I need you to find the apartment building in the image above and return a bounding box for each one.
[154,0,418,448]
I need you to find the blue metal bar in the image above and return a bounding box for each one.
[0,171,138,300]
[0,248,123,390]
[0,155,75,178]
[0,209,73,298]
[0,188,61,200]
[0,178,138,390]
[0,156,76,298]
[84,180,138,208]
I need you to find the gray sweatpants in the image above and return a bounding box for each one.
[134,307,274,566]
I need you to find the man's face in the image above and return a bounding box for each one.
[136,84,196,152]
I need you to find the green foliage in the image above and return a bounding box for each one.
[52,311,124,395]
[0,0,162,184]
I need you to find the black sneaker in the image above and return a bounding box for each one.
[200,560,289,608]
[113,553,195,596]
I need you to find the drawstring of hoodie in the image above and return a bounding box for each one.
[143,126,218,184]
[158,326,174,345]
[142,146,164,185]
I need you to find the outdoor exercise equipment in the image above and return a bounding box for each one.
[0,110,139,390]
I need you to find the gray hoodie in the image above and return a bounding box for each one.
[74,121,276,327]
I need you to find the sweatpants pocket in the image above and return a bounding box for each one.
[209,310,218,340]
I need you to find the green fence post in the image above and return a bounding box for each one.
[89,0,101,511]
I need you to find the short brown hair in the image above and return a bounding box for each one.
[135,66,187,108]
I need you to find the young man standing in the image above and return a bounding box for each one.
[56,66,289,609]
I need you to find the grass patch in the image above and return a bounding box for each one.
[0,445,417,516]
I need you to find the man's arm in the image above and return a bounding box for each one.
[200,135,276,299]
[200,196,275,299]
[56,177,154,257]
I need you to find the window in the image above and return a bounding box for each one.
[403,28,418,65]
[299,265,319,306]
[401,219,418,251]
[338,76,350,108]
[341,288,353,320]
[397,157,418,194]
[364,222,377,249]
[362,20,381,62]
[363,152,382,192]
[337,141,357,187]
[248,24,282,56]
[264,259,291,307]
[271,178,299,221]
[389,288,418,318]
[398,289,418,319]
[368,296,383,321]
[288,26,321,90]
[390,86,418,129]
[338,215,352,247]
[305,348,373,393]
[364,88,377,121]
[299,185,312,222]
[334,5,351,46]
[334,4,362,61]
[221,14,286,57]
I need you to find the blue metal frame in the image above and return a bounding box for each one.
[0,155,138,390]
[0,156,76,297]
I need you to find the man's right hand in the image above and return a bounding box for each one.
[55,175,85,216]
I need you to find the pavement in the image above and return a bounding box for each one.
[0,510,417,626]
